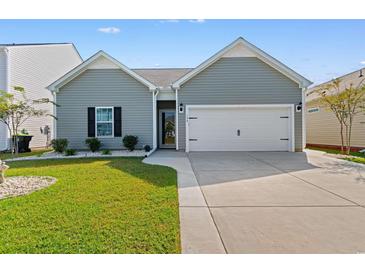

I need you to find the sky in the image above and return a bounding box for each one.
[0,19,365,85]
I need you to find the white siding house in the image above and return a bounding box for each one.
[0,43,82,150]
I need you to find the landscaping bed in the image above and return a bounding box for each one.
[0,176,56,200]
[306,146,365,164]
[0,158,180,253]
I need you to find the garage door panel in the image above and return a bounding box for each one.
[188,107,291,151]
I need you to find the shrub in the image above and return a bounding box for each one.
[101,149,111,155]
[123,135,138,151]
[51,138,68,153]
[85,138,101,152]
[143,145,151,152]
[65,149,76,156]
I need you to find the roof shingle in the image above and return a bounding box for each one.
[133,68,192,89]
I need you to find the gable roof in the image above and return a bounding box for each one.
[133,68,192,89]
[172,37,313,89]
[0,43,83,62]
[306,68,365,102]
[0,42,72,47]
[48,50,157,92]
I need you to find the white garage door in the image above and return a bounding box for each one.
[187,105,294,152]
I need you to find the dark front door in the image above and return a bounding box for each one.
[159,109,176,148]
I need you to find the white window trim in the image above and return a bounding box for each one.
[95,106,114,138]
[307,107,320,113]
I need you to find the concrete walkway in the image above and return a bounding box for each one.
[7,150,148,162]
[143,150,226,253]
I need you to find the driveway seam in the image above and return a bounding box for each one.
[187,154,229,254]
[247,153,361,207]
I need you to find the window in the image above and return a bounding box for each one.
[307,107,319,114]
[96,107,113,137]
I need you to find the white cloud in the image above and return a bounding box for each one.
[97,27,120,34]
[160,19,179,23]
[360,60,365,65]
[154,63,160,67]
[189,19,205,23]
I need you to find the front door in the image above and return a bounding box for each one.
[159,109,176,148]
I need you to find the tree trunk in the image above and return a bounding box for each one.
[14,126,19,155]
[347,118,353,155]
[11,115,15,155]
[344,123,353,155]
[344,124,349,155]
[340,122,345,153]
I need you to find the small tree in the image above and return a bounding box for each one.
[313,79,365,154]
[0,86,56,155]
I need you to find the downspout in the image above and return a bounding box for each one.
[53,89,58,140]
[175,87,179,150]
[150,88,159,155]
[302,86,307,151]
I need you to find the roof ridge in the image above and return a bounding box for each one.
[309,67,365,90]
[132,68,193,70]
[0,43,73,47]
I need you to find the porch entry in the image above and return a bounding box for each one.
[159,109,176,148]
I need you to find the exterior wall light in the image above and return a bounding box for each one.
[296,102,302,112]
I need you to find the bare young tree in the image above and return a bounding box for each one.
[313,79,365,154]
[0,86,56,155]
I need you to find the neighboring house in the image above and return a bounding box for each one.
[0,43,82,150]
[306,68,365,151]
[48,37,312,152]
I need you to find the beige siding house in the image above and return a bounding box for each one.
[306,68,365,150]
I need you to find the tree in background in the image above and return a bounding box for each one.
[0,86,56,155]
[313,79,365,154]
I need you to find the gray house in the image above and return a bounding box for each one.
[48,37,312,152]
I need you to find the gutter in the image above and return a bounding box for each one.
[151,88,160,154]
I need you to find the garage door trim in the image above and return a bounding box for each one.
[185,104,295,152]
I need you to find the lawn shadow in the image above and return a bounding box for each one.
[106,158,177,188]
[317,159,365,184]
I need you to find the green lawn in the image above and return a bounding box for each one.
[307,146,365,164]
[0,148,51,160]
[346,157,365,164]
[0,158,180,253]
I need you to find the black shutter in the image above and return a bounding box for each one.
[114,107,122,137]
[161,112,165,144]
[88,107,95,137]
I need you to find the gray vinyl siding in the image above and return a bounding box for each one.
[57,69,153,149]
[178,57,303,151]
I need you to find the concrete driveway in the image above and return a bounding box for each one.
[187,150,365,253]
